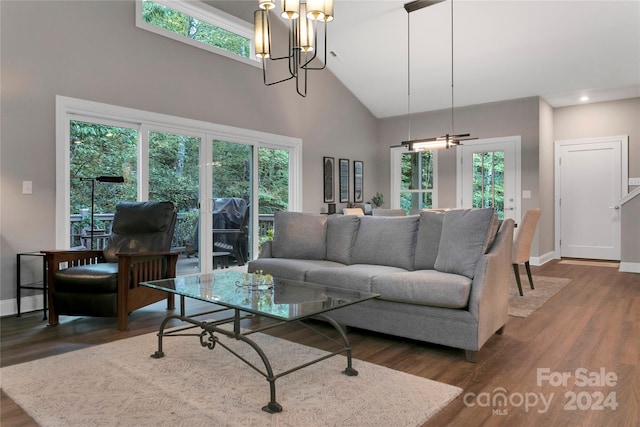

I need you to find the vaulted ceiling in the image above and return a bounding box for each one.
[214,1,640,119]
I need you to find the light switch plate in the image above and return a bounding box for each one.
[22,181,33,194]
[629,177,640,186]
[522,190,531,199]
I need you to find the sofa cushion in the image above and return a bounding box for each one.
[248,258,344,282]
[351,216,419,270]
[272,212,327,260]
[372,270,472,309]
[414,210,446,270]
[326,215,360,265]
[306,264,408,293]
[434,208,495,279]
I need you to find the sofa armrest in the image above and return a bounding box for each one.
[468,219,514,325]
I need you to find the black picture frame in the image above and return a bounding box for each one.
[323,157,335,203]
[339,158,349,203]
[353,160,364,203]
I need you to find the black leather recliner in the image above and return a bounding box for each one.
[44,201,179,330]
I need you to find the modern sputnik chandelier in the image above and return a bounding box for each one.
[254,0,334,97]
[401,0,476,151]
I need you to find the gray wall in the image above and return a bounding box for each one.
[0,0,378,301]
[554,98,640,265]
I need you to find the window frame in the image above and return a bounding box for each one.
[390,146,439,211]
[135,0,260,68]
[56,95,302,265]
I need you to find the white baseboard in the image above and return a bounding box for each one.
[530,251,556,266]
[619,262,640,273]
[0,295,45,317]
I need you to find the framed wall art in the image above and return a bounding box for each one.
[339,158,350,203]
[323,156,335,203]
[353,160,364,203]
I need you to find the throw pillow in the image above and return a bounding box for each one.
[434,208,495,279]
[326,215,360,265]
[414,210,446,270]
[272,212,327,260]
[351,216,419,270]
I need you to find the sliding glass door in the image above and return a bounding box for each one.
[58,96,302,276]
[148,129,202,273]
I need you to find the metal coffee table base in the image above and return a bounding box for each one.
[150,302,358,413]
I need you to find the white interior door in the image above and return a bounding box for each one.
[555,136,627,260]
[457,136,521,222]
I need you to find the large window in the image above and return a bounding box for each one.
[136,0,257,66]
[57,96,301,274]
[390,147,438,213]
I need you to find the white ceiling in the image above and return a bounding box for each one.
[217,1,640,119]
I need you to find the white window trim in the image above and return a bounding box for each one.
[135,0,260,68]
[56,95,302,257]
[390,146,439,210]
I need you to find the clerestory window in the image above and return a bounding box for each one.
[136,0,258,66]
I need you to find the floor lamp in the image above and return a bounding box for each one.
[79,176,124,249]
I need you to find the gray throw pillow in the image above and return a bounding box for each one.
[414,210,446,270]
[272,212,327,260]
[434,208,495,279]
[326,215,360,265]
[351,216,419,270]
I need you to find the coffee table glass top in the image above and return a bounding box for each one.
[141,270,379,321]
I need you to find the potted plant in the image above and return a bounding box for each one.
[371,192,384,208]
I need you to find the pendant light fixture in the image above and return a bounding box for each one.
[401,0,476,152]
[254,0,334,97]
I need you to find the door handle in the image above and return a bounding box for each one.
[608,205,620,209]
[504,207,515,211]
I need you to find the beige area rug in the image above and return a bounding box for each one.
[1,329,461,427]
[508,275,572,317]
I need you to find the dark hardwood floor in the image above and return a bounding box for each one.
[2,259,639,426]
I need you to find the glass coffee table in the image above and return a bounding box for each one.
[141,270,379,413]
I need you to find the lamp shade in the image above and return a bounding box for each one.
[323,0,334,22]
[258,0,275,10]
[298,3,315,52]
[306,0,326,20]
[281,0,300,19]
[254,10,270,58]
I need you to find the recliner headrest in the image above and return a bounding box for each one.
[112,201,175,234]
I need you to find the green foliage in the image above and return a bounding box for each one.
[142,0,250,58]
[174,210,199,247]
[472,151,505,219]
[149,131,200,212]
[70,121,137,215]
[371,192,384,208]
[399,150,434,212]
[258,147,289,214]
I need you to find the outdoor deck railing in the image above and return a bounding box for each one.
[70,213,275,251]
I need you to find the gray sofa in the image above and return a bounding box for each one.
[248,209,515,362]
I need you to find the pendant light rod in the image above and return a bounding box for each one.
[450,0,455,135]
[400,0,476,151]
[407,10,412,142]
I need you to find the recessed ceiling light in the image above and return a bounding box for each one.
[580,96,589,102]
